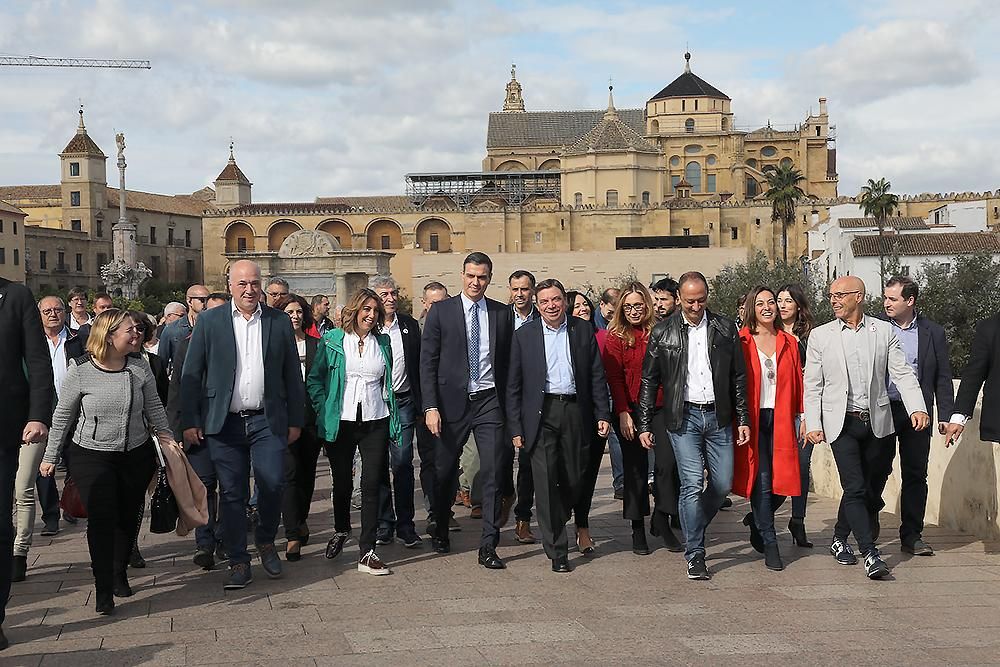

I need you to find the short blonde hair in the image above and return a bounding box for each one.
[86,309,129,363]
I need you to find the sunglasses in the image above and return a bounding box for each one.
[764,357,775,380]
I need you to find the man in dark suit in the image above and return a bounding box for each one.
[0,278,55,650]
[871,276,954,556]
[507,279,611,572]
[370,275,425,549]
[421,252,513,568]
[180,260,305,590]
[946,309,1000,447]
[507,270,539,544]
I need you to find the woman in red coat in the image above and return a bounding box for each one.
[735,286,804,571]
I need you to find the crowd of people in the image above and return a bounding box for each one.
[1,250,998,648]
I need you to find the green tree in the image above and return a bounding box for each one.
[764,164,806,264]
[858,177,900,289]
[708,251,819,318]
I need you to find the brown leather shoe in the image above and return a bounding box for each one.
[514,520,536,544]
[499,495,514,528]
[454,491,465,507]
[460,489,472,508]
[470,505,483,519]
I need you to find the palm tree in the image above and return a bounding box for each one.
[765,164,805,263]
[859,177,900,287]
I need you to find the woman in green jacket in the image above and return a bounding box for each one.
[307,288,401,576]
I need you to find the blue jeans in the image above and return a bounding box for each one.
[668,405,734,561]
[187,441,223,551]
[378,391,417,534]
[607,426,624,493]
[207,413,286,566]
[750,409,785,546]
[791,414,813,519]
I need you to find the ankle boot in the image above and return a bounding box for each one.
[652,511,683,552]
[95,590,115,615]
[788,517,813,548]
[113,570,134,598]
[631,520,650,556]
[764,543,784,571]
[743,512,764,553]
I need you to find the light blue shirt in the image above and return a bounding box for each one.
[887,316,919,401]
[461,292,494,392]
[543,317,576,395]
[512,305,535,331]
[840,315,872,412]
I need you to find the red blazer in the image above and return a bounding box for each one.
[733,328,803,498]
[601,326,662,416]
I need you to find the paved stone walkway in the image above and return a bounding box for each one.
[4,456,1000,666]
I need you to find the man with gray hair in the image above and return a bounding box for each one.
[265,277,290,308]
[368,275,425,548]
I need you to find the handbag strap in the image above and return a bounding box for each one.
[152,435,168,468]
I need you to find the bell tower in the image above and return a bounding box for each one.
[503,64,525,112]
[59,105,107,237]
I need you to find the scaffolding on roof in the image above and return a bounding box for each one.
[405,170,561,208]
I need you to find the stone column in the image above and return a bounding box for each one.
[335,273,347,306]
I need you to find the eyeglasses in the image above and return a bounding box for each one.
[764,357,775,381]
[40,308,65,315]
[827,290,861,301]
[622,303,645,313]
[188,296,209,304]
[267,291,289,298]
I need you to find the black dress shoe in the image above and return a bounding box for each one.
[551,558,572,573]
[95,592,115,615]
[901,538,935,556]
[0,627,8,650]
[720,497,733,510]
[11,555,27,583]
[764,543,784,571]
[325,532,349,560]
[477,547,506,569]
[743,512,764,554]
[432,536,450,554]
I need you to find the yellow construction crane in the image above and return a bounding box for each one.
[0,55,150,69]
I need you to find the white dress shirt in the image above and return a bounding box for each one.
[461,293,494,392]
[341,332,389,421]
[47,328,69,399]
[384,315,410,394]
[684,315,715,403]
[229,301,266,412]
[543,317,576,395]
[758,348,776,410]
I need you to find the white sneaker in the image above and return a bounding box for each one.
[358,549,391,576]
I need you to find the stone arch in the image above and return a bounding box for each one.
[415,217,452,252]
[317,219,354,249]
[650,119,660,134]
[225,220,256,254]
[538,158,561,171]
[496,159,527,172]
[267,219,302,251]
[366,219,403,250]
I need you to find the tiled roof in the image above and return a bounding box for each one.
[649,71,730,102]
[0,200,26,216]
[839,216,929,230]
[106,188,207,217]
[0,185,62,201]
[314,195,417,209]
[61,132,105,157]
[851,232,1000,257]
[486,109,645,148]
[215,160,251,184]
[563,109,660,156]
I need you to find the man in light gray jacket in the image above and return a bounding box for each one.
[804,276,929,580]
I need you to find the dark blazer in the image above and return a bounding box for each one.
[637,310,749,433]
[179,303,305,437]
[506,316,611,450]
[955,314,1000,441]
[0,278,55,444]
[63,331,85,365]
[913,315,954,422]
[394,312,422,408]
[420,294,513,422]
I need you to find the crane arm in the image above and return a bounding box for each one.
[0,56,150,69]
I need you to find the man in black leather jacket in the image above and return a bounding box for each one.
[637,271,750,580]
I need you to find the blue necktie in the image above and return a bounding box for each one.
[468,303,481,382]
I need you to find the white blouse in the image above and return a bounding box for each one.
[341,332,389,422]
[296,338,307,381]
[758,348,776,410]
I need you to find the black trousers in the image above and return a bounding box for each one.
[616,414,649,521]
[69,443,156,595]
[871,400,932,546]
[325,415,389,555]
[0,442,18,625]
[36,472,60,525]
[650,410,680,518]
[433,391,509,548]
[530,396,586,560]
[513,447,534,522]
[573,432,606,529]
[414,420,438,518]
[830,414,884,555]
[282,427,322,541]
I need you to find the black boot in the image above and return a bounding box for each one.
[95,590,115,615]
[764,543,784,571]
[128,545,146,569]
[652,511,683,553]
[788,518,813,548]
[11,555,27,583]
[113,568,134,598]
[743,512,764,553]
[631,520,650,556]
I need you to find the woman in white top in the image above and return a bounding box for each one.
[307,289,401,575]
[734,286,805,572]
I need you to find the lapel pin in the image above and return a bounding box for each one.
[402,328,408,334]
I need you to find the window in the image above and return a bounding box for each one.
[429,233,439,252]
[40,251,48,270]
[606,190,618,207]
[186,259,195,282]
[75,253,83,272]
[168,228,174,245]
[706,174,717,193]
[761,146,778,157]
[96,220,103,237]
[682,100,686,111]
[150,227,157,245]
[816,126,821,137]
[685,162,701,192]
[671,175,681,192]
[71,219,82,232]
[534,232,542,244]
[97,252,107,267]
[746,158,757,169]
[12,220,16,235]
[706,155,717,166]
[746,178,759,197]
[684,144,702,154]
[237,237,247,253]
[694,99,698,110]
[69,162,80,176]
[901,265,911,276]
[57,251,65,269]
[0,220,3,232]
[683,228,691,236]
[185,229,191,247]
[70,191,81,207]
[12,248,18,265]
[721,117,729,131]
[380,235,390,250]
[0,248,4,264]
[574,192,583,206]
[685,118,695,133]
[780,157,793,169]
[641,191,650,206]
[150,255,160,274]
[731,227,739,240]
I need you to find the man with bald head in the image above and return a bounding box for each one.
[180,260,305,590]
[159,283,211,374]
[804,276,929,580]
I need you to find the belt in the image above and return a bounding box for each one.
[544,393,577,402]
[468,388,496,401]
[846,410,870,423]
[232,409,264,418]
[684,401,715,412]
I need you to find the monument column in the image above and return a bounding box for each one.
[335,274,347,305]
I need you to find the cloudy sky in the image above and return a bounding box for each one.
[0,0,997,202]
